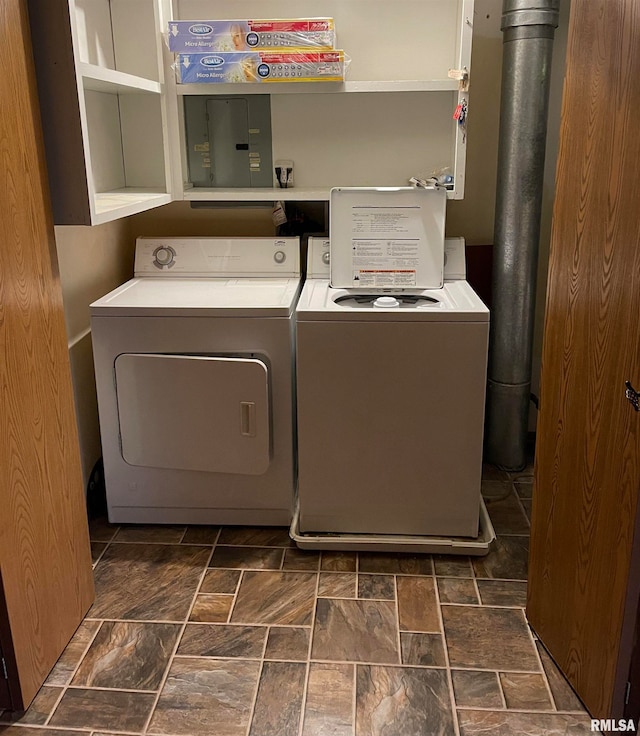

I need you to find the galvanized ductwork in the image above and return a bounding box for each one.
[485,0,559,470]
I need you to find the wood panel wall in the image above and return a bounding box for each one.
[0,0,94,709]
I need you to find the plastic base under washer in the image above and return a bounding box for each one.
[290,498,496,556]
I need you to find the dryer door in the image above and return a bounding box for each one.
[115,354,270,475]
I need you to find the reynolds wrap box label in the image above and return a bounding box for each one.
[168,19,335,52]
[177,51,346,84]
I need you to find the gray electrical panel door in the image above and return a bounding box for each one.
[208,98,250,187]
[183,95,273,188]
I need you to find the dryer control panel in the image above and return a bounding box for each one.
[135,237,300,278]
[152,245,176,269]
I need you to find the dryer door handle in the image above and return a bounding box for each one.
[240,401,257,437]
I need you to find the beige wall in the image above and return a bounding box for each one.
[448,0,569,430]
[55,220,134,342]
[128,201,276,237]
[55,219,134,486]
[55,0,570,487]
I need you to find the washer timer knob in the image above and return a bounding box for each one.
[274,250,286,264]
[153,246,176,268]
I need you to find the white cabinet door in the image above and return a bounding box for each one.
[115,354,270,474]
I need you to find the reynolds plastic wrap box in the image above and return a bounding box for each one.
[168,19,335,52]
[177,51,346,84]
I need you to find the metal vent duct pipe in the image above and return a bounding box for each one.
[485,0,559,470]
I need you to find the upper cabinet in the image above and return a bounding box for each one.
[29,0,473,224]
[169,0,473,202]
[28,0,174,225]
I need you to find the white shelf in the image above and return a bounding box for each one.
[175,79,460,96]
[344,80,460,93]
[183,186,457,202]
[92,189,172,224]
[183,187,331,202]
[80,63,162,95]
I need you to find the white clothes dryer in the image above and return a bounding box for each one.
[293,188,492,550]
[90,237,301,525]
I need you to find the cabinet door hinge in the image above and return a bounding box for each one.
[1,657,8,679]
[625,681,631,705]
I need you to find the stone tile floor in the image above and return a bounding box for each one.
[0,464,598,735]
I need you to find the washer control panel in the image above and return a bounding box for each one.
[307,237,330,278]
[134,237,300,277]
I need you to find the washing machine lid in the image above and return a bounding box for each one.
[90,277,301,317]
[329,187,446,290]
[296,279,489,322]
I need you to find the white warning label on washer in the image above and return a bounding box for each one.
[356,269,417,287]
[351,237,420,286]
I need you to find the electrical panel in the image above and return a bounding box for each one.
[183,95,273,188]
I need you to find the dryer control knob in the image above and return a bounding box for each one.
[322,251,330,265]
[274,250,286,264]
[153,246,175,268]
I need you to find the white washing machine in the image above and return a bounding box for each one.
[293,188,492,550]
[90,237,301,525]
